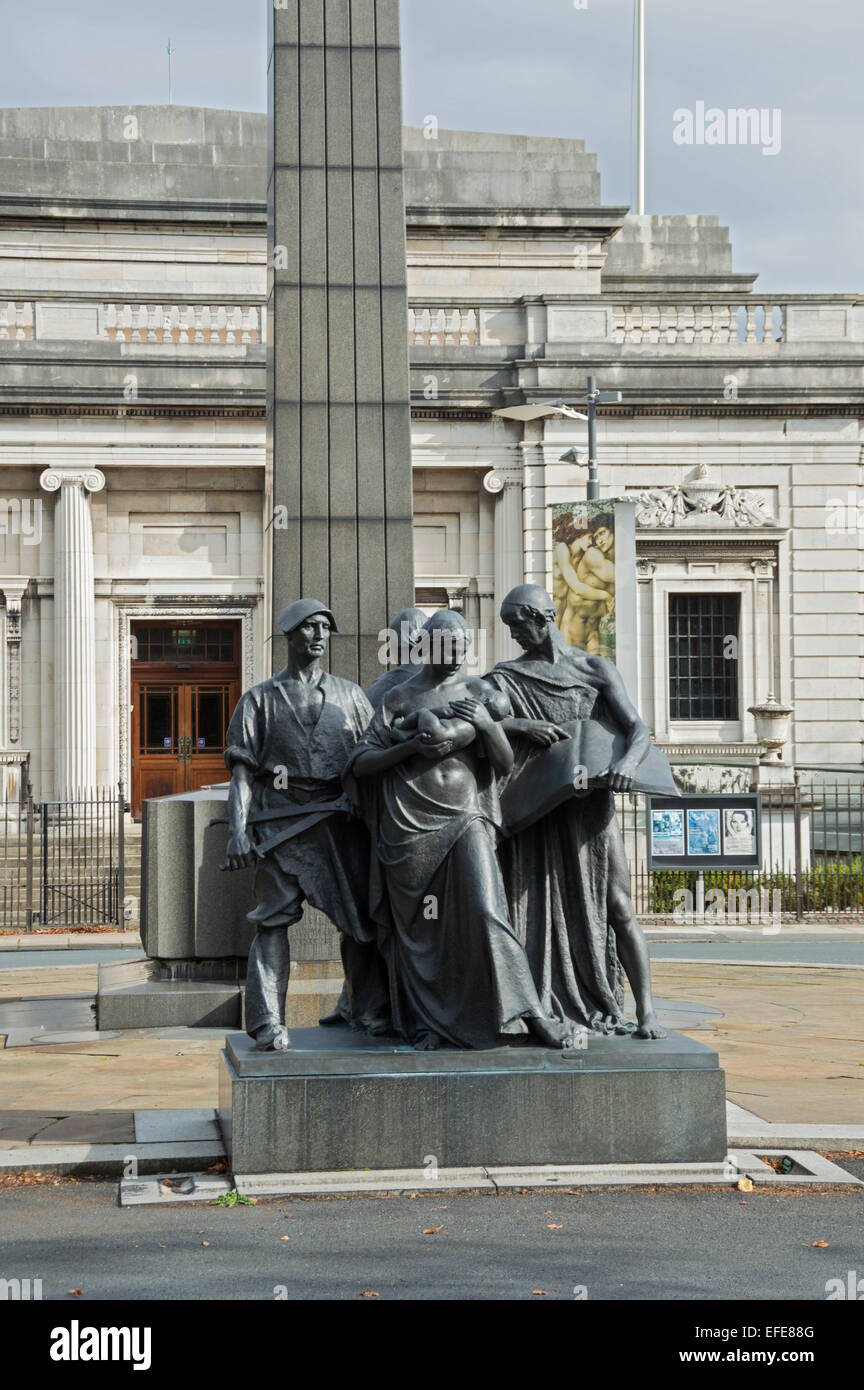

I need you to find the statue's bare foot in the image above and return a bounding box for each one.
[253,1024,292,1052]
[634,1014,666,1041]
[529,1016,582,1050]
[414,1031,442,1051]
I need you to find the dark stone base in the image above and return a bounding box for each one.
[218,1025,728,1174]
[97,959,243,1030]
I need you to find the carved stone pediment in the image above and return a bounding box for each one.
[630,464,777,529]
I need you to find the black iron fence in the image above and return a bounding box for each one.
[2,776,862,931]
[0,784,125,931]
[618,774,864,922]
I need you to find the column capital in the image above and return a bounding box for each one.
[750,557,777,578]
[483,465,523,496]
[40,467,106,495]
[1,579,29,614]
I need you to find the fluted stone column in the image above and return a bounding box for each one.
[40,468,105,797]
[484,465,525,663]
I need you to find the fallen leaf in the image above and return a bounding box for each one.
[532,1290,547,1297]
[68,1290,83,1297]
[546,1224,563,1230]
[812,1240,829,1248]
[736,1177,754,1193]
[423,1226,444,1236]
[281,1236,290,1241]
[360,1292,380,1299]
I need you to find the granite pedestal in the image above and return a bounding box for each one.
[218,1026,727,1176]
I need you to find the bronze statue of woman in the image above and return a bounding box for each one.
[343,610,577,1052]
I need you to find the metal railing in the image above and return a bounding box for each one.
[618,775,864,922]
[0,784,125,931]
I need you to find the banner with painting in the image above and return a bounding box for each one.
[551,498,637,698]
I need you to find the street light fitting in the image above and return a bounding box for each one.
[492,401,590,423]
[560,447,586,467]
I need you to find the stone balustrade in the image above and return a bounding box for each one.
[0,301,35,339]
[611,302,785,345]
[1,296,860,354]
[408,306,479,346]
[102,303,263,345]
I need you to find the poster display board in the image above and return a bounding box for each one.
[648,793,762,871]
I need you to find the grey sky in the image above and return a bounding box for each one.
[4,0,862,291]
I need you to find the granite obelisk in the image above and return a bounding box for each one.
[267,0,415,684]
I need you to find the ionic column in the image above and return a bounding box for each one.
[40,468,105,797]
[484,465,525,662]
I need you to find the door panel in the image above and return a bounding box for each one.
[132,679,238,815]
[185,684,236,794]
[133,685,185,813]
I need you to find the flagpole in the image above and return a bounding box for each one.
[637,0,645,215]
[167,39,175,106]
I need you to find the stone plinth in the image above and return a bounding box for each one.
[219,1027,727,1176]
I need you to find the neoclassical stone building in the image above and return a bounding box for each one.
[0,106,861,810]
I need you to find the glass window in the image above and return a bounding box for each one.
[132,626,236,664]
[669,594,740,721]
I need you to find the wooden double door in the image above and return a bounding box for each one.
[130,623,241,817]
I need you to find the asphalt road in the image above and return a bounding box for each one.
[1,1175,862,1302]
[3,937,864,974]
[649,939,864,967]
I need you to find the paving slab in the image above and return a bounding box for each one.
[0,1111,67,1143]
[0,1140,224,1176]
[30,1112,136,1145]
[650,963,864,1124]
[728,1122,864,1147]
[0,965,100,998]
[134,1108,220,1143]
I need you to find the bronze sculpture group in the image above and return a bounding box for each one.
[222,591,666,1053]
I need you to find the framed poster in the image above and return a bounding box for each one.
[686,808,721,857]
[550,498,637,701]
[650,808,686,857]
[648,794,762,870]
[723,806,757,856]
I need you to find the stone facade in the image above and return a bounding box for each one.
[0,106,861,798]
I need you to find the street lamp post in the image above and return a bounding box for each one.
[493,378,622,501]
[583,375,623,501]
